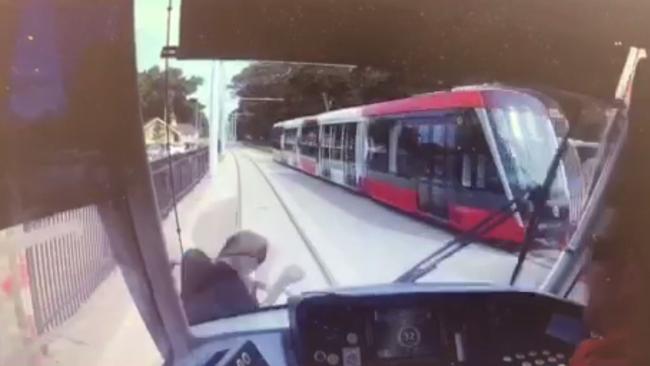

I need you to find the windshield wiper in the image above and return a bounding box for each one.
[395,131,571,284]
[509,131,571,285]
[394,194,528,283]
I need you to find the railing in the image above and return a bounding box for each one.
[24,206,115,334]
[150,146,210,217]
[5,147,209,337]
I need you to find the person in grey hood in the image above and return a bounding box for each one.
[180,230,268,325]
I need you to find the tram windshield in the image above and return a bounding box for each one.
[487,106,569,202]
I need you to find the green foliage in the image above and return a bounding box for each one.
[228,62,438,140]
[138,66,208,135]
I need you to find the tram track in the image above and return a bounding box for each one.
[230,151,243,230]
[248,150,481,284]
[231,150,338,287]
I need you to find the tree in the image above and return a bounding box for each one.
[228,62,438,141]
[137,66,206,128]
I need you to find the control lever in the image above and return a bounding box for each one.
[260,264,305,306]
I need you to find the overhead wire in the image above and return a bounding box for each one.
[162,0,185,257]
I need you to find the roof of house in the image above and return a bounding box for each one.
[174,123,198,136]
[144,118,198,137]
[144,117,166,128]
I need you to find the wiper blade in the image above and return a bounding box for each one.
[395,193,529,283]
[509,131,572,285]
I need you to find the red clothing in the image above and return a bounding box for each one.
[570,334,629,366]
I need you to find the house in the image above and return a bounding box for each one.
[143,117,200,159]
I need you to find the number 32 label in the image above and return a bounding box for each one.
[397,326,421,348]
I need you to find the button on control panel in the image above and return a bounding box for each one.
[500,349,569,366]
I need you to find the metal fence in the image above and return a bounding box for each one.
[150,147,210,217]
[16,147,209,335]
[24,206,114,334]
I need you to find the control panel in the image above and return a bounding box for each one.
[289,289,586,366]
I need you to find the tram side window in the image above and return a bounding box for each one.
[331,125,342,160]
[368,120,391,172]
[284,128,297,151]
[397,121,422,177]
[395,118,443,178]
[457,113,503,193]
[431,124,446,178]
[445,121,459,187]
[391,113,449,180]
[457,119,473,187]
[299,126,318,157]
[343,123,357,162]
[483,148,503,193]
[271,127,282,149]
[320,125,330,159]
[327,125,335,159]
[310,126,320,156]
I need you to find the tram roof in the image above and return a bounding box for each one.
[317,107,364,124]
[275,86,591,127]
[362,90,485,117]
[334,86,551,119]
[275,117,311,129]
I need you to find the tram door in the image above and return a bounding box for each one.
[414,120,454,220]
[342,123,357,186]
[320,124,337,178]
[319,125,329,176]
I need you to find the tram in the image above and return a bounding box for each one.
[272,86,574,244]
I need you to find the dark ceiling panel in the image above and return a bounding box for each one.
[178,0,649,98]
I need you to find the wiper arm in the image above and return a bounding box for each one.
[509,131,571,285]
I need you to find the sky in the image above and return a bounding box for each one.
[134,0,250,123]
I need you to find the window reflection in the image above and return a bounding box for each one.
[9,0,66,122]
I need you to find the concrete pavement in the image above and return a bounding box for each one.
[39,270,161,366]
[234,152,331,296]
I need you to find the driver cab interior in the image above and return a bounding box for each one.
[0,1,649,366]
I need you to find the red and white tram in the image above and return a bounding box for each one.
[271,86,572,244]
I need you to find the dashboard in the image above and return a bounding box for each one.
[289,287,586,366]
[180,285,587,366]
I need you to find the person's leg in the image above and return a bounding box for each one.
[181,248,224,324]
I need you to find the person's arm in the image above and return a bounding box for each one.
[570,335,629,366]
